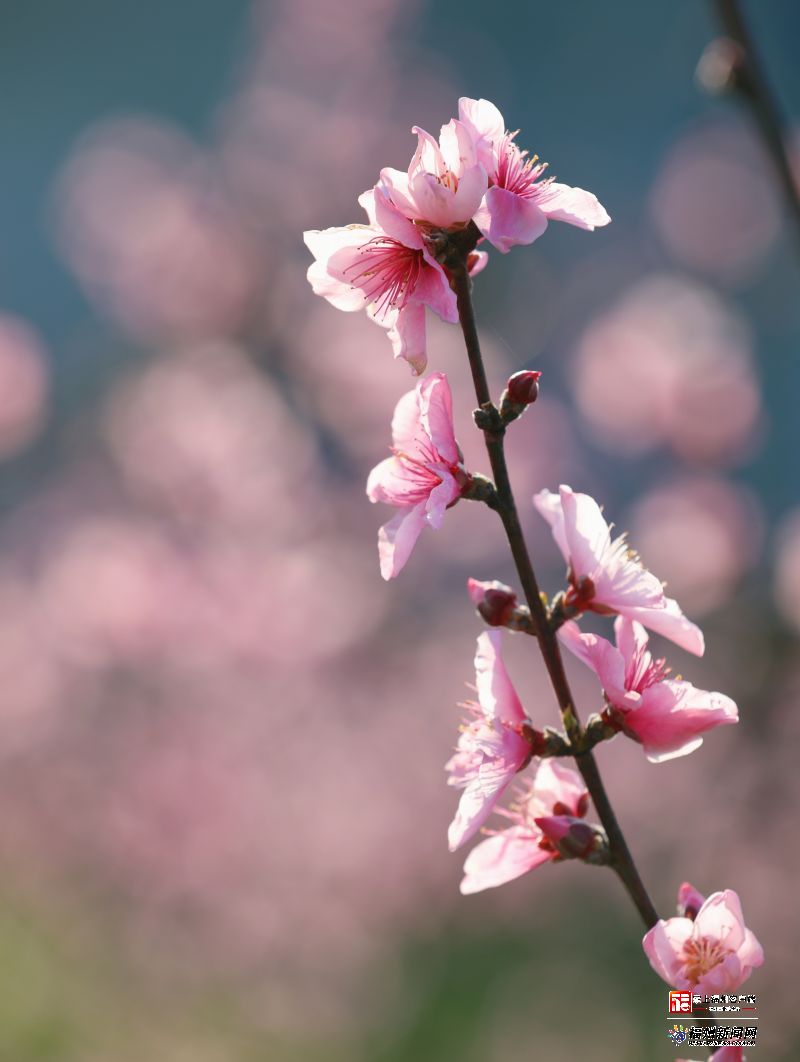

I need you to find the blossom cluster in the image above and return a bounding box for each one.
[305,98,609,375]
[304,94,762,1021]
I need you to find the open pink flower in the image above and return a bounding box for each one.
[559,617,737,762]
[643,890,764,995]
[459,759,589,894]
[367,372,467,579]
[534,485,705,656]
[457,97,611,252]
[446,631,534,852]
[380,119,487,230]
[304,185,458,374]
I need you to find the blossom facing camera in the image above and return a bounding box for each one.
[304,186,459,374]
[643,889,764,995]
[367,373,467,579]
[558,617,737,761]
[534,485,705,655]
[457,97,611,252]
[459,759,589,894]
[446,630,536,851]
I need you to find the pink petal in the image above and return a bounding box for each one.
[623,597,705,657]
[447,755,523,852]
[438,118,479,173]
[460,824,552,894]
[473,185,549,253]
[418,372,458,464]
[738,928,764,973]
[303,226,373,310]
[379,166,418,220]
[533,181,611,230]
[413,256,459,323]
[361,184,425,249]
[457,97,506,155]
[474,630,526,724]
[643,917,694,987]
[376,501,428,580]
[389,386,426,454]
[384,303,427,375]
[558,485,614,581]
[693,891,746,952]
[629,681,737,763]
[533,488,571,565]
[557,621,629,704]
[528,759,588,818]
[425,471,460,529]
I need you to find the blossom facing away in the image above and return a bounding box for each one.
[367,372,467,579]
[457,97,611,252]
[558,616,737,762]
[459,759,589,894]
[446,630,533,851]
[304,186,458,374]
[534,485,705,656]
[380,119,488,230]
[643,889,764,995]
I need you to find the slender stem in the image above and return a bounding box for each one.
[712,0,800,242]
[451,262,659,930]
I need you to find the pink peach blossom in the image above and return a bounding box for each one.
[380,119,487,230]
[459,759,589,894]
[446,631,533,852]
[643,890,764,995]
[534,485,705,655]
[304,186,458,374]
[457,97,610,252]
[678,881,707,919]
[367,372,467,579]
[558,616,737,762]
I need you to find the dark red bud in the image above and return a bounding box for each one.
[506,370,542,406]
[467,578,518,627]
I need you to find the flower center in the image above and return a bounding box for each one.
[495,133,549,198]
[681,936,730,985]
[345,237,423,315]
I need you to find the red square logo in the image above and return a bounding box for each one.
[669,991,692,1014]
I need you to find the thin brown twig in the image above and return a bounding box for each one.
[451,260,659,931]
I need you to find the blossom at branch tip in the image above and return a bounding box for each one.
[304,185,459,374]
[643,889,763,995]
[457,97,611,252]
[558,617,737,762]
[380,119,488,230]
[446,631,536,852]
[459,759,589,894]
[534,485,705,656]
[367,372,466,579]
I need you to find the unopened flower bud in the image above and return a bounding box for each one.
[506,370,541,406]
[535,816,608,863]
[696,37,744,96]
[467,578,518,626]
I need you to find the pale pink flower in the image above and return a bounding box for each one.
[446,631,534,851]
[643,890,764,995]
[459,759,588,894]
[367,372,467,579]
[304,186,458,374]
[558,617,737,762]
[457,97,611,252]
[534,485,705,656]
[380,119,488,230]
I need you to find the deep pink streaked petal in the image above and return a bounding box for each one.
[412,257,459,324]
[417,372,459,465]
[632,680,737,763]
[460,824,552,894]
[474,630,526,725]
[447,753,525,852]
[366,454,436,508]
[643,916,694,987]
[533,181,611,230]
[474,185,549,253]
[303,226,374,311]
[624,597,705,657]
[376,501,428,580]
